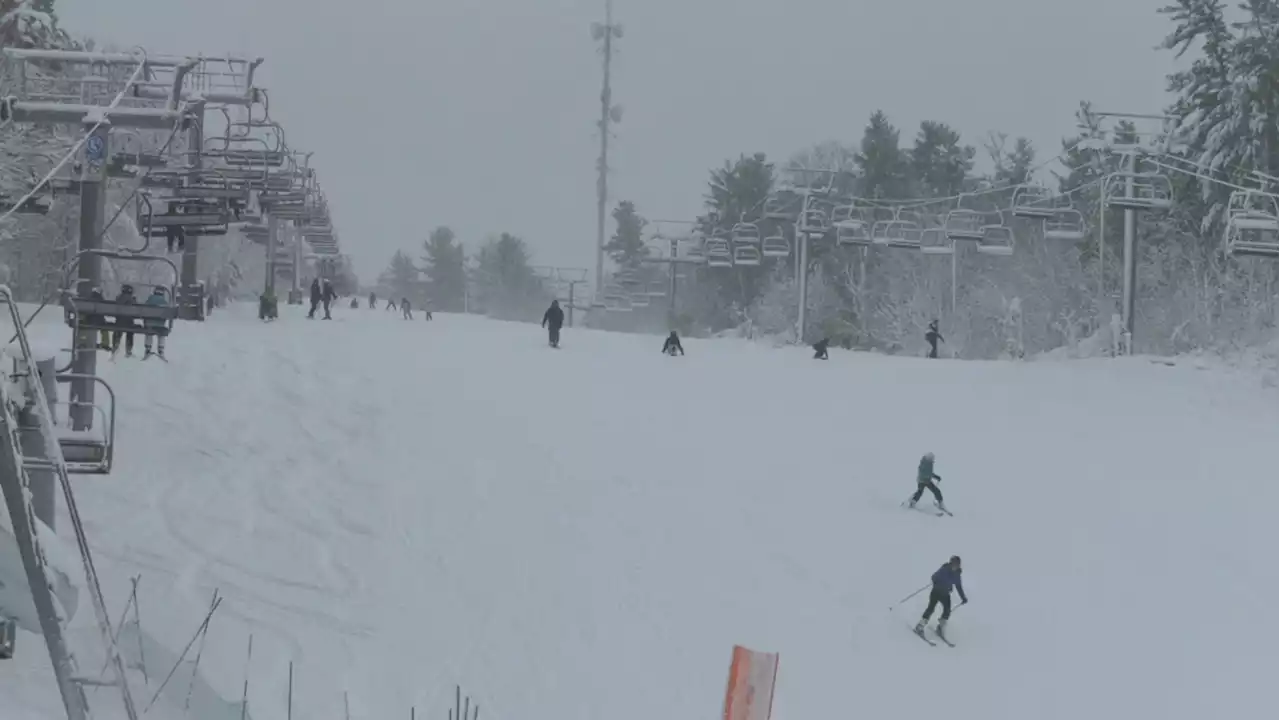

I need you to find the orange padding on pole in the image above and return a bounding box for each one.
[723,644,779,720]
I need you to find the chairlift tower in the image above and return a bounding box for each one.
[640,221,704,324]
[1084,110,1178,354]
[535,266,590,326]
[591,0,624,303]
[779,167,839,343]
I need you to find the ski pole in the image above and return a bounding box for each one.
[889,584,930,611]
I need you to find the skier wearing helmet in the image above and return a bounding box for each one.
[908,451,946,512]
[915,555,968,639]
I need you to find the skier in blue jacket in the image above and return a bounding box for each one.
[915,555,967,636]
[908,451,946,512]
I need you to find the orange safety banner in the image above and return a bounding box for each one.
[722,644,779,720]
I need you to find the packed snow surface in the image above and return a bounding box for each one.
[1,301,1275,720]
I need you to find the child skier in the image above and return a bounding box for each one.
[908,451,946,512]
[915,555,968,639]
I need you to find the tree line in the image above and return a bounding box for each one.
[600,0,1276,358]
[376,228,552,323]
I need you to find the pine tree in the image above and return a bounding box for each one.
[605,200,648,270]
[421,225,466,312]
[854,111,909,199]
[378,250,419,302]
[910,121,975,198]
[473,233,545,321]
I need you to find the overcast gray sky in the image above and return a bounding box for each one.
[61,0,1175,281]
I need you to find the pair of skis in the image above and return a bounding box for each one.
[912,625,955,648]
[906,502,952,518]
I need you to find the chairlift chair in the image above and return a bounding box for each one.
[944,209,985,241]
[919,227,954,255]
[705,238,733,268]
[975,224,1015,256]
[1104,172,1173,211]
[62,251,181,340]
[647,280,667,298]
[0,614,14,658]
[831,204,856,225]
[872,220,922,250]
[51,372,118,474]
[1043,208,1087,241]
[835,218,871,246]
[1223,190,1280,258]
[797,197,833,236]
[630,292,651,308]
[761,231,790,257]
[731,222,761,244]
[733,244,762,266]
[1010,184,1056,219]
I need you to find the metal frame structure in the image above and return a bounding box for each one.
[0,42,340,720]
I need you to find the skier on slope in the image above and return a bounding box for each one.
[908,451,947,512]
[542,300,564,348]
[915,555,968,638]
[925,320,944,359]
[662,330,685,356]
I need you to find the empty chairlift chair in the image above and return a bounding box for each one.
[761,230,790,257]
[873,220,922,250]
[1010,184,1056,220]
[1103,172,1173,211]
[919,227,953,255]
[976,222,1015,256]
[51,372,117,474]
[1223,190,1280,258]
[705,238,733,268]
[944,208,985,241]
[1043,208,1087,241]
[833,205,871,246]
[733,244,762,266]
[797,197,833,236]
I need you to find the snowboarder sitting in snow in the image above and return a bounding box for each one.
[915,555,967,637]
[812,337,829,360]
[662,331,685,356]
[925,320,944,359]
[542,300,564,348]
[349,297,359,309]
[909,451,946,512]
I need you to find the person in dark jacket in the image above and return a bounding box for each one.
[111,285,139,357]
[368,292,377,309]
[400,297,413,320]
[541,300,564,348]
[321,279,337,319]
[812,337,829,360]
[308,278,322,319]
[915,555,968,636]
[909,451,945,510]
[925,320,944,359]
[662,331,685,356]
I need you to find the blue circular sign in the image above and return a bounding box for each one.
[85,135,105,162]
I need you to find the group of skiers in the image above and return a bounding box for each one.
[538,300,688,357]
[907,451,966,644]
[82,283,171,359]
[810,320,945,361]
[363,292,432,320]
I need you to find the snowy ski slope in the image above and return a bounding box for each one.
[2,301,1276,720]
